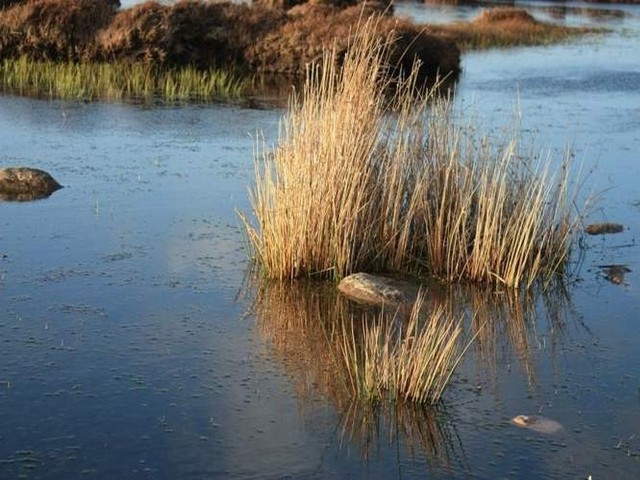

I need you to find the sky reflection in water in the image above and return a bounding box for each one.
[2,2,640,479]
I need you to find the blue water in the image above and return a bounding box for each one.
[2,2,640,479]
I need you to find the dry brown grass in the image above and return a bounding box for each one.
[252,278,466,461]
[429,7,599,50]
[339,291,465,403]
[0,0,117,61]
[246,4,460,81]
[94,1,284,67]
[241,15,578,288]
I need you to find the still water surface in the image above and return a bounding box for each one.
[1,2,640,478]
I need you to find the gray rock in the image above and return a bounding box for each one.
[337,272,421,307]
[0,167,62,201]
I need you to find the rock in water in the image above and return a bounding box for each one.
[584,222,624,235]
[510,415,564,435]
[0,167,62,201]
[337,272,420,307]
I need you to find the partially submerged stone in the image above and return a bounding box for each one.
[599,264,631,285]
[0,167,62,201]
[585,222,624,235]
[510,415,564,435]
[337,272,420,307]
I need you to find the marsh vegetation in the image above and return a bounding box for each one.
[430,7,601,50]
[0,0,598,101]
[242,19,579,289]
[2,1,638,478]
[0,56,248,101]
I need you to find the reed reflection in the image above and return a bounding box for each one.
[249,276,573,466]
[250,278,467,468]
[430,281,573,390]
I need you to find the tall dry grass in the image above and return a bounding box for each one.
[339,291,465,404]
[253,278,466,405]
[241,16,578,289]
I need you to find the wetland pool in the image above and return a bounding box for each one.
[2,1,640,479]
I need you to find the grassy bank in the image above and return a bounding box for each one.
[0,56,248,101]
[0,0,460,96]
[431,8,601,50]
[242,17,579,289]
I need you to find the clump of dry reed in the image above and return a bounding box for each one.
[339,292,464,403]
[253,277,466,405]
[242,16,578,289]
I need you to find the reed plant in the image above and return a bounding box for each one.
[0,56,248,101]
[242,16,579,289]
[339,292,465,404]
[253,278,466,405]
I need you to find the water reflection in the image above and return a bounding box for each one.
[428,282,574,391]
[250,279,468,469]
[0,190,59,202]
[249,274,575,471]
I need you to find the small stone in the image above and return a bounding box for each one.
[337,272,420,306]
[599,264,631,285]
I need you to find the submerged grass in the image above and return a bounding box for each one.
[242,15,579,289]
[0,56,248,102]
[253,279,467,405]
[339,292,465,404]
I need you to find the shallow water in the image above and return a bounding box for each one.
[2,2,640,479]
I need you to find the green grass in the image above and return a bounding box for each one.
[0,56,249,102]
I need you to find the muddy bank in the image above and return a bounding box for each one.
[0,0,460,86]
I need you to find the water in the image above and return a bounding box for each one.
[2,2,640,478]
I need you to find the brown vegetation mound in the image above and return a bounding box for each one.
[429,6,594,50]
[1,0,460,87]
[95,1,284,67]
[247,4,460,81]
[0,0,117,61]
[475,8,537,25]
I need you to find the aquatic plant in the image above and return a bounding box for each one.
[253,279,465,405]
[0,56,248,101]
[242,16,579,288]
[339,292,465,404]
